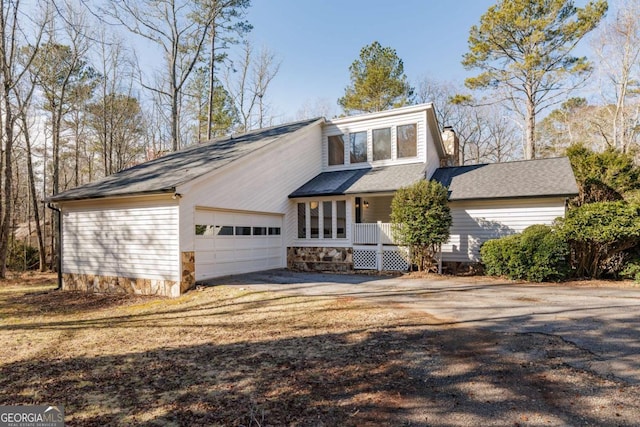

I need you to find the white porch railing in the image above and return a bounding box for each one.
[353,222,396,245]
[352,222,409,271]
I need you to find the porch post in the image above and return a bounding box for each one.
[377,220,383,271]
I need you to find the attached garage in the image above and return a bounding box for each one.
[194,209,284,280]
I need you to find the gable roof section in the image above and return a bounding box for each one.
[289,163,428,198]
[431,157,579,201]
[50,118,323,202]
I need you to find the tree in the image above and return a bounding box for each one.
[224,40,280,132]
[0,0,48,278]
[193,0,251,140]
[566,144,640,206]
[416,76,522,164]
[185,67,237,141]
[591,0,640,153]
[390,180,452,271]
[339,41,413,114]
[86,93,146,174]
[462,0,608,160]
[557,201,640,278]
[105,0,216,151]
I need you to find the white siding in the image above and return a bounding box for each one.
[361,196,393,223]
[62,197,179,281]
[178,122,323,252]
[425,122,442,179]
[442,197,567,262]
[322,109,428,170]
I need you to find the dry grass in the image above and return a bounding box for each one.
[1,272,639,426]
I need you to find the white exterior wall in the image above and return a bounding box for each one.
[425,118,442,179]
[61,196,180,281]
[361,195,393,223]
[442,197,567,262]
[322,108,429,171]
[178,122,323,255]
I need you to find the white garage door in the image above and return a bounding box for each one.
[194,209,284,280]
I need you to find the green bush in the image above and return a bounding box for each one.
[7,240,40,271]
[556,201,640,278]
[621,261,640,283]
[391,180,451,271]
[480,225,569,282]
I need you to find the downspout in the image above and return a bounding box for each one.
[46,202,62,290]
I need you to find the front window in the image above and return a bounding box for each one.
[297,203,306,238]
[349,131,367,163]
[323,201,333,238]
[297,200,347,239]
[328,135,345,165]
[336,200,346,238]
[310,201,320,238]
[372,128,391,161]
[397,124,417,158]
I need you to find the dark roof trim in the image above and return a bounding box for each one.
[447,193,575,202]
[48,188,175,203]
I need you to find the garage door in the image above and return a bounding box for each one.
[194,209,284,280]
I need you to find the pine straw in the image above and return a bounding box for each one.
[1,273,639,426]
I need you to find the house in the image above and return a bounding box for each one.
[49,104,578,297]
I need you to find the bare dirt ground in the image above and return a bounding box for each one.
[1,272,639,426]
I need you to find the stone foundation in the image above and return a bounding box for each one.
[181,251,196,293]
[287,247,353,272]
[63,273,180,297]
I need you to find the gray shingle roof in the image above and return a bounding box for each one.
[431,157,579,201]
[50,118,323,202]
[289,163,428,198]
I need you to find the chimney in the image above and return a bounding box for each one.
[441,126,460,166]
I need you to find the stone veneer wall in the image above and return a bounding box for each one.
[287,247,353,272]
[181,251,196,293]
[62,251,196,298]
[63,273,181,297]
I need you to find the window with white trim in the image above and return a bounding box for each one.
[297,200,347,239]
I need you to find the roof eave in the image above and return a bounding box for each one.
[448,193,578,202]
[47,188,176,204]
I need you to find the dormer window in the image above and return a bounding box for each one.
[328,135,345,165]
[372,128,391,161]
[397,124,417,158]
[349,131,367,163]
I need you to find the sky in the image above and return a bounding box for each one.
[239,0,498,121]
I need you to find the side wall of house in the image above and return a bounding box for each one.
[178,123,324,261]
[442,197,567,262]
[61,196,182,296]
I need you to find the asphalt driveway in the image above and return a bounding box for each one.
[204,269,640,384]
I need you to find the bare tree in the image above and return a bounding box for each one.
[0,0,48,278]
[224,41,280,131]
[192,0,251,140]
[416,76,522,164]
[105,0,215,151]
[592,0,640,153]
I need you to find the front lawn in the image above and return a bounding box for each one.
[1,273,638,426]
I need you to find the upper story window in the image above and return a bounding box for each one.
[328,135,345,165]
[397,124,417,158]
[349,131,367,164]
[372,128,391,161]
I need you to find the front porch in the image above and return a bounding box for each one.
[351,221,410,271]
[289,193,413,273]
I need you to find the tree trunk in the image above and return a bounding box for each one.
[525,97,536,160]
[206,25,216,141]
[0,89,13,279]
[22,112,46,271]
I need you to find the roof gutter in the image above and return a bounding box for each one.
[46,202,62,291]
